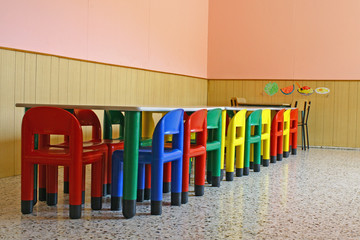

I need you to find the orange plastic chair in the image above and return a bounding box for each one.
[260,109,271,166]
[21,107,104,219]
[289,109,298,155]
[181,109,207,204]
[283,109,291,158]
[270,109,285,162]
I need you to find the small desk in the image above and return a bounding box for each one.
[236,103,291,107]
[16,103,218,218]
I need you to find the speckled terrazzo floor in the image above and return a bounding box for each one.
[1,148,360,240]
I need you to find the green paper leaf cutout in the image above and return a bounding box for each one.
[264,82,279,96]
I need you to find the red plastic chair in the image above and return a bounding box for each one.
[21,107,104,219]
[181,109,207,204]
[61,109,109,197]
[289,108,298,155]
[270,109,285,163]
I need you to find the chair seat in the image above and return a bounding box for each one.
[25,147,103,165]
[113,147,183,165]
[188,144,206,157]
[206,141,220,151]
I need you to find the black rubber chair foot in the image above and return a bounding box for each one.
[206,171,212,184]
[292,148,297,155]
[111,196,122,210]
[106,184,111,195]
[102,184,108,196]
[46,193,57,206]
[39,188,46,201]
[277,154,283,161]
[163,182,171,193]
[64,181,69,194]
[226,172,234,181]
[283,151,290,158]
[236,168,243,177]
[254,164,261,172]
[123,199,136,219]
[33,189,37,206]
[211,176,220,187]
[270,156,277,163]
[91,197,102,210]
[181,192,188,204]
[21,200,33,214]
[263,159,270,167]
[250,161,254,169]
[243,167,250,176]
[144,188,151,200]
[171,192,181,206]
[70,205,81,219]
[151,201,162,215]
[195,185,204,196]
[220,169,225,181]
[137,189,144,202]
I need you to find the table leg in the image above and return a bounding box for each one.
[122,111,140,219]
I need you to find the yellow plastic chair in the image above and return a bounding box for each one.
[260,109,271,166]
[283,109,291,158]
[225,109,247,181]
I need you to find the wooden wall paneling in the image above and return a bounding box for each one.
[58,58,69,104]
[35,54,51,104]
[233,80,244,104]
[86,63,96,104]
[175,75,184,106]
[110,66,119,105]
[94,64,105,105]
[333,81,349,147]
[142,70,150,106]
[348,81,358,148]
[24,53,36,103]
[0,50,16,177]
[242,80,256,103]
[312,81,324,146]
[103,65,111,105]
[356,81,360,147]
[167,74,176,106]
[67,60,81,104]
[137,70,146,106]
[261,80,271,104]
[14,51,25,175]
[254,80,264,103]
[79,61,88,104]
[118,67,127,106]
[50,56,60,103]
[207,80,215,106]
[322,81,335,146]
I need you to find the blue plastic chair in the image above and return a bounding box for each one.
[111,109,184,215]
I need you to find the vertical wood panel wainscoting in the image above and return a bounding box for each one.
[208,79,360,149]
[0,48,208,178]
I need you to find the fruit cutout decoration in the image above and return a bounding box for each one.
[296,82,314,96]
[315,87,330,94]
[264,82,279,96]
[280,84,295,95]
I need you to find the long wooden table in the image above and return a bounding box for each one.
[16,103,221,218]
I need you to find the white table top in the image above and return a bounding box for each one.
[225,106,293,111]
[15,103,224,112]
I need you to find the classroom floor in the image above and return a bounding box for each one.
[1,148,360,240]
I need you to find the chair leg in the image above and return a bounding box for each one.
[305,124,310,150]
[171,158,182,206]
[21,162,34,214]
[151,161,164,215]
[91,160,103,211]
[137,163,145,202]
[111,155,123,211]
[181,154,190,204]
[194,155,206,196]
[144,164,151,200]
[46,165,58,206]
[38,164,46,201]
[163,162,171,193]
[69,161,83,219]
[211,149,221,187]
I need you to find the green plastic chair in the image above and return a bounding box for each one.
[244,110,262,175]
[205,108,222,187]
[103,110,153,199]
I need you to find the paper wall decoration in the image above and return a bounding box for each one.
[296,82,314,96]
[315,87,330,94]
[264,82,279,96]
[280,84,295,95]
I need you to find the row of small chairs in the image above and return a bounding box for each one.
[21,106,297,219]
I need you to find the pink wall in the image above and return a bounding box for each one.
[208,0,360,80]
[0,0,209,78]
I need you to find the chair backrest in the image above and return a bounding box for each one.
[152,109,184,158]
[271,109,285,132]
[261,109,271,135]
[103,110,125,140]
[230,97,246,106]
[184,109,207,147]
[207,108,222,143]
[290,108,298,130]
[283,109,291,133]
[227,109,247,141]
[22,107,83,156]
[74,109,102,142]
[246,110,262,136]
